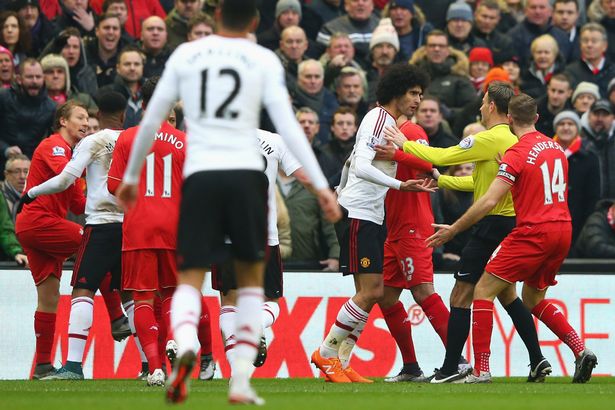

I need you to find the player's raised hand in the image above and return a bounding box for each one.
[399,178,438,192]
[317,188,342,223]
[426,223,457,248]
[374,142,397,161]
[115,183,138,211]
[383,125,408,148]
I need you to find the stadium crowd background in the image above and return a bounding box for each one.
[0,0,615,269]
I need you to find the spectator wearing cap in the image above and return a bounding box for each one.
[564,22,615,98]
[552,110,600,245]
[166,0,203,50]
[335,67,368,119]
[0,58,55,168]
[452,66,511,136]
[320,32,366,89]
[367,18,399,105]
[587,0,615,62]
[535,73,573,137]
[316,0,380,68]
[53,0,96,38]
[581,100,615,198]
[386,0,433,61]
[276,26,309,86]
[468,47,493,93]
[445,1,487,54]
[258,0,303,52]
[520,34,566,98]
[572,81,600,115]
[40,27,98,96]
[506,0,572,70]
[40,53,97,113]
[138,16,171,79]
[499,50,522,91]
[472,0,514,65]
[11,0,56,57]
[0,46,14,88]
[552,0,582,63]
[410,29,475,122]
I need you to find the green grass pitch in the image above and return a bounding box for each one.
[1,378,614,409]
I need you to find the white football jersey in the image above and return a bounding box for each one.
[65,129,123,225]
[257,130,301,245]
[338,107,397,225]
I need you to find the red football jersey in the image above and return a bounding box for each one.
[385,121,434,240]
[108,122,186,250]
[15,134,86,234]
[496,131,572,226]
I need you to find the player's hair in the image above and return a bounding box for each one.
[117,45,145,64]
[554,0,578,10]
[97,12,121,27]
[508,94,538,126]
[477,0,501,12]
[220,0,258,31]
[296,106,320,122]
[486,81,515,115]
[333,106,357,123]
[376,63,429,105]
[96,91,127,115]
[548,73,571,87]
[580,22,607,41]
[4,154,30,170]
[141,76,160,108]
[53,100,88,131]
[102,0,125,12]
[188,12,216,33]
[18,57,40,75]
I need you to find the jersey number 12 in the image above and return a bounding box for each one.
[145,152,172,198]
[540,158,566,205]
[200,68,241,119]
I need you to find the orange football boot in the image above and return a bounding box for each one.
[311,349,351,383]
[344,366,373,383]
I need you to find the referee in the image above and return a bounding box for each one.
[385,81,547,383]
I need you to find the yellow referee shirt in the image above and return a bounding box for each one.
[402,124,517,217]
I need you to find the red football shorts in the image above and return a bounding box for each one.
[485,222,572,290]
[122,249,178,291]
[17,219,83,286]
[383,238,434,289]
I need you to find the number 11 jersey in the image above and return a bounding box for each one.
[108,122,186,250]
[496,131,571,226]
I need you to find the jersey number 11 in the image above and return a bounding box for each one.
[145,152,172,198]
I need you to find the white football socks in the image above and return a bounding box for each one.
[170,284,201,357]
[67,296,94,363]
[232,287,264,379]
[320,298,369,358]
[261,301,280,329]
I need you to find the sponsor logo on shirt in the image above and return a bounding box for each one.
[52,146,66,157]
[459,136,475,149]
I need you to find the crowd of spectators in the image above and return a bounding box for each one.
[0,0,614,265]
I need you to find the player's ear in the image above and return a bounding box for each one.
[533,113,539,124]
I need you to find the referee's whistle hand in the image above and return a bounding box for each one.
[383,126,407,148]
[115,183,138,211]
[317,188,342,223]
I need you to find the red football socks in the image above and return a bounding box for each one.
[198,297,212,356]
[382,301,417,365]
[100,274,124,322]
[532,300,585,357]
[472,299,494,373]
[34,311,56,365]
[134,303,161,371]
[420,293,450,346]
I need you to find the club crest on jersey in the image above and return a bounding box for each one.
[459,136,474,149]
[52,146,66,157]
[360,257,371,268]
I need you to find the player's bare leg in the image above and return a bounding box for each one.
[166,269,205,404]
[32,276,61,379]
[229,259,266,405]
[313,274,381,383]
[522,285,597,383]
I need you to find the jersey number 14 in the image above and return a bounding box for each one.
[540,158,566,205]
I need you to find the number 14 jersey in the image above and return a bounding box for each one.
[496,131,571,226]
[108,122,186,250]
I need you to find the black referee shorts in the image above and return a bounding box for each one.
[177,170,268,270]
[455,215,516,284]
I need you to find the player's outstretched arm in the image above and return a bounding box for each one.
[400,178,438,192]
[26,169,80,201]
[317,188,342,223]
[426,178,511,247]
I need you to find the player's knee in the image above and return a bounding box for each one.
[449,282,473,308]
[411,284,434,304]
[133,290,156,304]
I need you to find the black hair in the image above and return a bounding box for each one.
[141,76,160,108]
[220,0,258,31]
[376,63,430,105]
[96,91,127,115]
